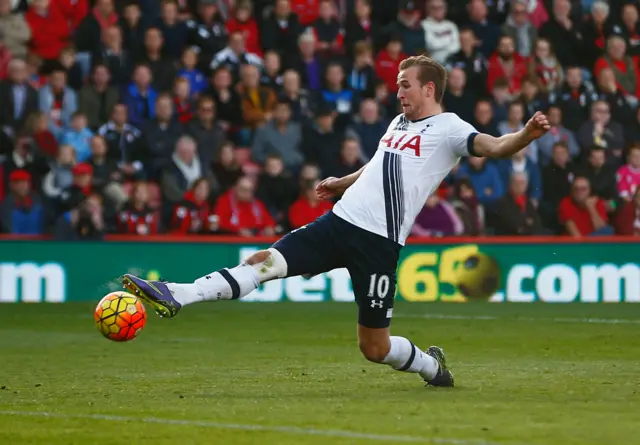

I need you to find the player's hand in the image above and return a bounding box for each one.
[316,177,346,200]
[524,111,551,140]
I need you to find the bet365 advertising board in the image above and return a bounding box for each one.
[0,240,638,303]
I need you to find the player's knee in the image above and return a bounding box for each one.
[358,339,390,363]
[245,248,288,282]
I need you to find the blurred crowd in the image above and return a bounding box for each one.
[1,0,640,240]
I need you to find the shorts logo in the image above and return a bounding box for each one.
[371,300,383,308]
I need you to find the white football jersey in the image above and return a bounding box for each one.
[333,112,478,245]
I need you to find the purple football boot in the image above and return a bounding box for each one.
[120,274,182,318]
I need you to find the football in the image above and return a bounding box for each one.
[94,291,147,342]
[456,252,501,300]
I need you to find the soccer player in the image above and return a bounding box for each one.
[120,55,549,387]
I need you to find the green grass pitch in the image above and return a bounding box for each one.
[1,302,639,445]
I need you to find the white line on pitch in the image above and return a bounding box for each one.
[0,410,503,445]
[396,314,640,324]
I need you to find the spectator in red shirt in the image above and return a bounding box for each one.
[594,35,640,100]
[226,0,261,57]
[614,187,640,235]
[173,77,194,124]
[54,0,88,32]
[288,178,333,229]
[25,0,70,63]
[117,181,160,235]
[170,177,218,234]
[558,175,614,237]
[0,33,11,81]
[374,35,406,94]
[487,35,527,95]
[215,176,276,237]
[290,0,319,26]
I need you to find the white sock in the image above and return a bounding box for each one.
[382,336,439,380]
[167,264,260,306]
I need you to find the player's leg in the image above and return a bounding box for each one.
[347,244,454,387]
[120,215,341,318]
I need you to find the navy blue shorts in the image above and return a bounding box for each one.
[272,211,401,329]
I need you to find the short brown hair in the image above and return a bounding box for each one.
[398,55,447,103]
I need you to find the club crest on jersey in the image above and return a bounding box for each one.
[380,133,421,156]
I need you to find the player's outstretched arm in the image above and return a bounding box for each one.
[316,164,367,200]
[472,111,550,158]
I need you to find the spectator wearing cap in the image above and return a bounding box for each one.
[255,154,297,230]
[207,67,243,131]
[595,67,635,127]
[375,35,406,96]
[0,59,38,133]
[312,0,344,58]
[211,31,262,85]
[615,3,640,57]
[487,35,527,95]
[74,0,118,64]
[446,27,488,96]
[302,107,344,176]
[185,95,225,168]
[464,0,500,58]
[538,0,585,68]
[161,135,218,205]
[91,26,133,89]
[2,134,49,190]
[0,0,30,59]
[24,0,70,63]
[501,0,536,58]
[143,94,183,180]
[536,105,580,167]
[261,0,302,59]
[78,64,120,131]
[155,0,187,60]
[594,36,640,105]
[237,63,276,132]
[383,0,425,57]
[284,30,323,91]
[559,175,613,236]
[252,99,303,172]
[0,169,43,234]
[185,0,228,73]
[123,65,158,127]
[214,175,276,237]
[61,112,94,162]
[288,177,333,230]
[455,156,504,207]
[225,0,261,57]
[58,162,95,214]
[344,0,378,57]
[443,68,475,124]
[138,27,177,93]
[346,98,387,161]
[421,0,459,64]
[38,66,78,134]
[577,100,625,167]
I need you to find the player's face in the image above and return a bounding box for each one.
[397,67,431,120]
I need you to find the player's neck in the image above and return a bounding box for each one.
[407,105,442,122]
